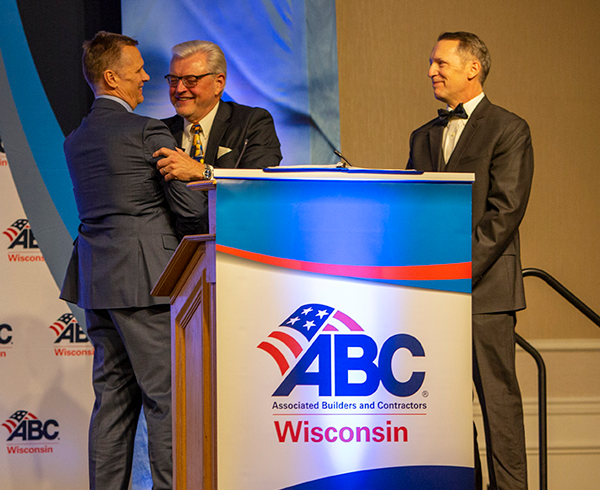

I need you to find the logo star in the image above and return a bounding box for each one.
[303,320,316,329]
[316,309,329,319]
[301,307,313,316]
[287,317,300,325]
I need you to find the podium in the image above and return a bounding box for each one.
[153,168,475,490]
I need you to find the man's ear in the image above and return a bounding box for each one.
[214,73,226,96]
[103,69,119,89]
[467,59,481,82]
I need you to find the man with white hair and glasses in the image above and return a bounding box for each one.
[154,40,282,231]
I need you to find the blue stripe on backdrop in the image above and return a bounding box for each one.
[0,0,80,288]
[122,0,341,165]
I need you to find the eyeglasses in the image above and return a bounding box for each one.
[164,73,216,88]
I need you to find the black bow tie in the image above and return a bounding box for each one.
[437,103,468,126]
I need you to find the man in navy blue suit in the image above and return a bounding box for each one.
[408,32,534,490]
[61,31,203,489]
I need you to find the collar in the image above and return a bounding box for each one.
[184,100,220,139]
[450,92,485,118]
[96,95,133,112]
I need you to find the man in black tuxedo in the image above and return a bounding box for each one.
[407,32,534,490]
[61,31,203,489]
[154,40,282,230]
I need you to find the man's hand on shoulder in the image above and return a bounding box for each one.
[153,147,204,182]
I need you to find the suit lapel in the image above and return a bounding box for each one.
[445,96,490,172]
[205,102,231,165]
[445,119,477,171]
[428,123,445,171]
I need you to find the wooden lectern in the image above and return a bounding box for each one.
[151,181,217,490]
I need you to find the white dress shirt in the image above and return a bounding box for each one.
[181,101,220,155]
[442,92,485,163]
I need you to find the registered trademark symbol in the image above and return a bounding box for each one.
[422,390,429,398]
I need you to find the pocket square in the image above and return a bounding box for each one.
[217,146,232,159]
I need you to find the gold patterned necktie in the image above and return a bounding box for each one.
[191,123,204,164]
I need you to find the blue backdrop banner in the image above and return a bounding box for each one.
[122,0,341,166]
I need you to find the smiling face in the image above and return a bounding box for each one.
[428,39,481,108]
[169,52,225,123]
[112,45,149,110]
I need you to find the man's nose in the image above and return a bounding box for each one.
[175,79,188,91]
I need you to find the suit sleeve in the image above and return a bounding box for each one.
[406,131,417,170]
[238,108,282,169]
[143,119,206,238]
[472,117,534,282]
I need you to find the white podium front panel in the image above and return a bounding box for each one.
[214,169,474,489]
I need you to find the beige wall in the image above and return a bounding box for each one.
[336,0,600,340]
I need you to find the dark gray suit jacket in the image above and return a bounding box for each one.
[407,96,534,314]
[162,100,282,233]
[162,100,282,168]
[60,98,204,309]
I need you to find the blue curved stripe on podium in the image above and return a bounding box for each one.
[216,178,472,293]
[282,465,474,490]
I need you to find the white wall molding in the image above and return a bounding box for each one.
[522,396,600,416]
[517,338,600,352]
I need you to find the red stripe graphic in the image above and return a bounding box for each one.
[50,323,63,336]
[268,331,303,358]
[257,342,289,375]
[216,244,470,281]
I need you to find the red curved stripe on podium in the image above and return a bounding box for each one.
[268,331,303,358]
[216,244,471,281]
[257,342,289,375]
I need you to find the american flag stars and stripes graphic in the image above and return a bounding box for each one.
[3,219,29,242]
[2,411,37,436]
[49,313,77,337]
[258,304,364,376]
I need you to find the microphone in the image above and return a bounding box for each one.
[334,149,353,168]
[234,139,249,169]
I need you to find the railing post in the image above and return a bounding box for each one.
[515,333,547,490]
[520,267,600,490]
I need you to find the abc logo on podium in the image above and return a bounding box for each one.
[258,303,426,397]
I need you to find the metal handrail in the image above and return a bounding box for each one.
[515,331,547,490]
[523,268,600,328]
[520,267,600,490]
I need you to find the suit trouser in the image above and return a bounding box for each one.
[86,306,172,490]
[473,312,528,490]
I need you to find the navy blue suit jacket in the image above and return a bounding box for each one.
[61,98,204,309]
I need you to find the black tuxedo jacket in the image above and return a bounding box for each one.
[162,100,282,168]
[408,96,534,314]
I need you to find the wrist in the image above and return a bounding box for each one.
[203,163,214,180]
